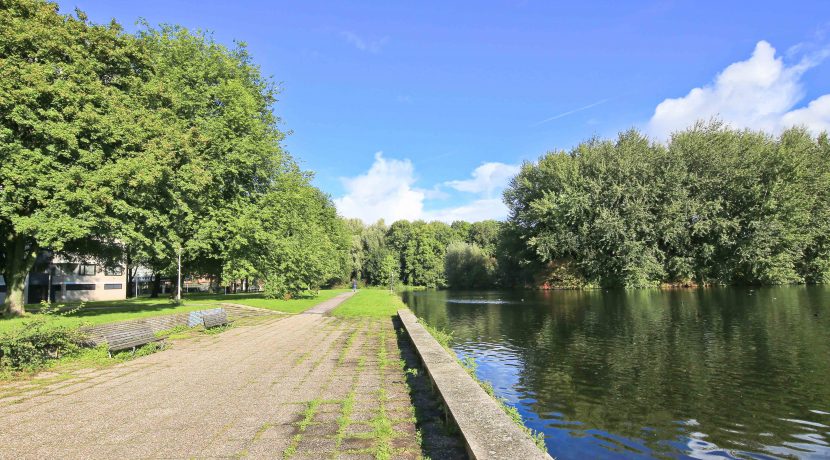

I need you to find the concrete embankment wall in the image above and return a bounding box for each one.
[397,309,552,460]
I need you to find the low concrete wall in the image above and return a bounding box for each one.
[397,309,552,460]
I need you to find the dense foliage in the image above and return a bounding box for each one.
[346,219,502,289]
[444,242,496,288]
[1,0,347,314]
[505,123,830,288]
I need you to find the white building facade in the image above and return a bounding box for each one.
[0,254,127,305]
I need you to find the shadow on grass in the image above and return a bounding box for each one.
[24,294,234,318]
[184,291,322,302]
[23,290,328,318]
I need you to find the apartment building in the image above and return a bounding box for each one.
[0,253,127,305]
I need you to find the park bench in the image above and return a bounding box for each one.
[202,310,229,328]
[98,326,161,356]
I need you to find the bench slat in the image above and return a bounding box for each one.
[101,326,158,352]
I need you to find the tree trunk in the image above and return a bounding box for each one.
[125,248,133,298]
[128,265,138,297]
[150,272,161,298]
[214,273,220,294]
[3,233,37,316]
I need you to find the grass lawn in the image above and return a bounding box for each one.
[0,298,212,334]
[330,288,406,318]
[0,289,349,334]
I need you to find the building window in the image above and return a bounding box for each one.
[66,284,95,291]
[104,283,123,290]
[104,266,124,276]
[78,264,96,276]
[0,285,6,293]
[53,263,74,275]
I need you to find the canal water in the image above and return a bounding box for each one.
[400,287,830,459]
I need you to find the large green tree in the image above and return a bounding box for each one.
[1,1,161,315]
[503,122,830,288]
[1,2,349,314]
[129,24,289,291]
[223,171,349,298]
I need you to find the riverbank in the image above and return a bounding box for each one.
[398,309,550,460]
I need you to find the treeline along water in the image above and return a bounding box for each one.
[501,123,830,288]
[402,287,830,459]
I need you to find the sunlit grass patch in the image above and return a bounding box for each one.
[331,289,405,318]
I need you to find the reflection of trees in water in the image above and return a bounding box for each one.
[403,287,830,457]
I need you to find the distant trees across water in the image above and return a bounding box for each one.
[349,123,830,290]
[506,123,830,288]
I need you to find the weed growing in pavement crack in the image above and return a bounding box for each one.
[282,399,321,459]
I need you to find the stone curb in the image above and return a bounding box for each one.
[397,309,552,460]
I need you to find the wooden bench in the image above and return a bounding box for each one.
[202,310,229,328]
[99,326,161,355]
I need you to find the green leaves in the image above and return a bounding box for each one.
[444,242,496,289]
[223,173,348,298]
[1,2,339,312]
[504,122,830,288]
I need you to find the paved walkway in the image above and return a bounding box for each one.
[302,291,355,314]
[0,296,463,459]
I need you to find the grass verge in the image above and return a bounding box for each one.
[330,289,404,318]
[1,299,209,334]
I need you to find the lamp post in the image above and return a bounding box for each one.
[176,247,182,302]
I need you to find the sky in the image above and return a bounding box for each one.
[56,0,830,223]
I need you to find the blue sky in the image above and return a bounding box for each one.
[56,0,830,222]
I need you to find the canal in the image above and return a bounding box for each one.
[401,287,830,459]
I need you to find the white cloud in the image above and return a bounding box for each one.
[333,152,424,223]
[341,31,388,53]
[333,155,518,223]
[647,40,830,139]
[445,162,520,196]
[781,94,830,133]
[423,199,511,223]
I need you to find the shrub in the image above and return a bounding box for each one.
[0,303,88,371]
